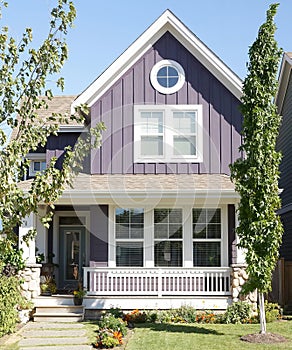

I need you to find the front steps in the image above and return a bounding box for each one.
[34,301,84,322]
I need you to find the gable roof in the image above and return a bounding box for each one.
[72,9,242,112]
[10,95,79,140]
[276,52,292,113]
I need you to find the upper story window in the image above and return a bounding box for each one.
[27,153,46,177]
[134,105,203,163]
[150,60,185,94]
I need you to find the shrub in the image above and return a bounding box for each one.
[99,313,127,337]
[124,309,147,324]
[222,301,252,324]
[95,313,127,348]
[264,301,281,323]
[195,310,218,324]
[0,275,27,336]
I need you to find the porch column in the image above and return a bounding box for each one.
[35,205,48,262]
[19,212,36,264]
[234,202,246,264]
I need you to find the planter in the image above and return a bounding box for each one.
[73,296,83,305]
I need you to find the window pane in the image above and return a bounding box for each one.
[193,224,206,239]
[116,242,143,267]
[141,112,163,134]
[168,77,179,87]
[173,136,196,155]
[131,209,144,223]
[116,224,129,239]
[193,242,221,267]
[40,161,46,171]
[157,66,167,77]
[157,77,168,88]
[141,136,163,156]
[131,224,144,239]
[154,224,168,239]
[154,209,168,223]
[168,66,179,77]
[59,216,86,226]
[173,111,196,133]
[207,224,221,239]
[33,161,40,171]
[155,241,182,267]
[116,209,129,223]
[169,209,182,223]
[208,209,221,223]
[169,224,182,239]
[193,209,206,223]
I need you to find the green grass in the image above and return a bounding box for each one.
[125,322,292,350]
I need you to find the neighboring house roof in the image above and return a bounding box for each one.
[10,95,79,140]
[276,52,292,113]
[18,173,237,200]
[72,9,242,112]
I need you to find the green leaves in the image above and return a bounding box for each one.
[230,3,283,295]
[0,1,104,275]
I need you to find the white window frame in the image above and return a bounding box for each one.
[134,105,203,163]
[114,208,145,267]
[26,153,46,177]
[192,207,225,267]
[150,59,185,94]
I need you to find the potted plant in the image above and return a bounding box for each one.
[40,275,57,296]
[73,282,86,305]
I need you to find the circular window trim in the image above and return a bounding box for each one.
[150,59,185,95]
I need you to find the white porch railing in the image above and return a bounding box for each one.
[83,267,231,297]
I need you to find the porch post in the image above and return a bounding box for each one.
[35,205,48,262]
[19,212,36,264]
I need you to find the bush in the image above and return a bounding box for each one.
[95,313,127,348]
[264,301,281,323]
[222,301,252,324]
[195,310,219,324]
[0,275,27,336]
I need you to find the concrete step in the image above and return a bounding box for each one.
[33,305,84,322]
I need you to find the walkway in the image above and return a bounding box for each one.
[3,322,93,350]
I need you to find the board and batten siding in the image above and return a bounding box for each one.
[91,32,242,175]
[278,72,292,207]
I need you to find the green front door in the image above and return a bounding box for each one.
[59,226,86,290]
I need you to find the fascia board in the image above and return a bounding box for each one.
[72,11,242,113]
[60,189,239,200]
[276,53,292,113]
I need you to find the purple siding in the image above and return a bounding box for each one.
[91,32,242,175]
[90,205,108,264]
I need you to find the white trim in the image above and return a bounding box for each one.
[134,104,203,163]
[276,53,292,113]
[150,59,185,94]
[59,125,86,133]
[71,10,242,112]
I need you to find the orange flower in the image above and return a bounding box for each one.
[113,331,123,344]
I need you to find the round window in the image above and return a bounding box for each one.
[150,59,185,94]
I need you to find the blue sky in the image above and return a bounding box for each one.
[2,0,292,95]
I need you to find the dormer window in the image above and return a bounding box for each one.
[150,60,185,94]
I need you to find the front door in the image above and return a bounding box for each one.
[59,226,86,290]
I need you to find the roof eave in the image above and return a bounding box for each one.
[276,52,292,113]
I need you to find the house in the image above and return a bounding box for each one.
[18,10,249,312]
[275,52,292,307]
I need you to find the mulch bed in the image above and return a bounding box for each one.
[241,332,287,344]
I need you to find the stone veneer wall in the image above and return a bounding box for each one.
[231,264,257,311]
[19,263,41,300]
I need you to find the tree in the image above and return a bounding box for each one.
[0,0,105,274]
[230,3,283,334]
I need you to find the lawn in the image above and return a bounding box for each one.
[124,322,292,350]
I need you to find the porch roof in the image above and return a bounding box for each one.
[19,173,238,200]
